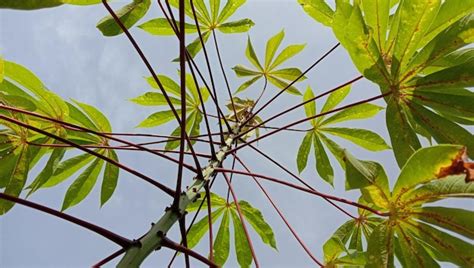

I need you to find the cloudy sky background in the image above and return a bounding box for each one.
[0,0,471,267]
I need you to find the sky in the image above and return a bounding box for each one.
[0,0,472,267]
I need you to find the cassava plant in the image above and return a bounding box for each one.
[0,0,473,267]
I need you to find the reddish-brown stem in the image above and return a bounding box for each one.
[221,172,260,267]
[211,29,237,115]
[178,217,191,268]
[243,142,356,219]
[205,184,214,263]
[215,168,389,217]
[161,236,218,267]
[101,0,203,175]
[243,42,340,126]
[0,113,175,196]
[26,142,213,159]
[173,0,188,211]
[238,75,363,140]
[0,193,132,247]
[232,154,323,266]
[92,248,126,268]
[0,105,198,173]
[231,92,391,153]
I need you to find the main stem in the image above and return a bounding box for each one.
[117,124,241,267]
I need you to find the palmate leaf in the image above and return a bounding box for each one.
[233,30,306,95]
[140,0,253,60]
[96,0,151,37]
[301,1,474,167]
[185,192,276,267]
[0,59,120,212]
[296,86,388,185]
[330,145,473,267]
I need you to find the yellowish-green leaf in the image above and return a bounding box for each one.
[101,150,119,206]
[265,30,285,69]
[96,0,151,36]
[218,18,254,33]
[138,18,197,35]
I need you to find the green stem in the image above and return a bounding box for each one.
[117,125,240,267]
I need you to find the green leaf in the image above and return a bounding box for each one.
[213,209,230,266]
[245,37,263,71]
[313,134,333,185]
[321,103,382,125]
[165,111,196,150]
[230,209,253,268]
[297,132,313,173]
[267,76,302,96]
[322,127,390,151]
[130,92,181,107]
[407,59,474,91]
[297,0,334,27]
[235,76,261,94]
[269,68,306,82]
[146,75,182,97]
[418,0,474,48]
[42,152,95,188]
[96,0,151,37]
[62,0,102,5]
[61,158,104,211]
[303,86,316,119]
[406,220,474,267]
[323,220,355,262]
[232,64,261,77]
[341,4,390,85]
[265,30,285,69]
[362,0,390,52]
[210,0,221,23]
[404,14,474,80]
[218,18,254,33]
[172,31,212,61]
[386,99,421,167]
[411,206,474,239]
[217,0,246,23]
[4,60,68,118]
[391,0,441,76]
[319,133,345,168]
[392,145,464,199]
[72,100,112,132]
[66,103,100,134]
[269,44,306,70]
[187,207,225,249]
[101,150,119,206]
[343,151,390,208]
[186,192,227,212]
[366,222,394,268]
[395,224,439,268]
[408,102,474,157]
[399,174,474,207]
[138,18,197,35]
[27,147,66,196]
[0,149,19,188]
[317,84,351,123]
[0,0,62,10]
[238,200,277,249]
[0,145,30,215]
[136,110,177,128]
[412,88,474,120]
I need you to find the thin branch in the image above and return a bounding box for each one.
[0,113,176,196]
[212,29,237,116]
[0,104,198,173]
[232,154,323,266]
[161,236,218,267]
[243,42,340,126]
[205,183,214,263]
[221,172,260,267]
[238,75,363,140]
[101,0,203,176]
[215,168,389,217]
[92,248,126,268]
[0,193,132,247]
[243,142,356,219]
[231,92,391,153]
[178,218,191,268]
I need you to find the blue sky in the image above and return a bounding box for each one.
[0,1,471,267]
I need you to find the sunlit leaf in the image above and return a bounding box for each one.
[138,18,197,35]
[96,0,151,36]
[101,150,119,206]
[297,132,313,173]
[230,209,253,268]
